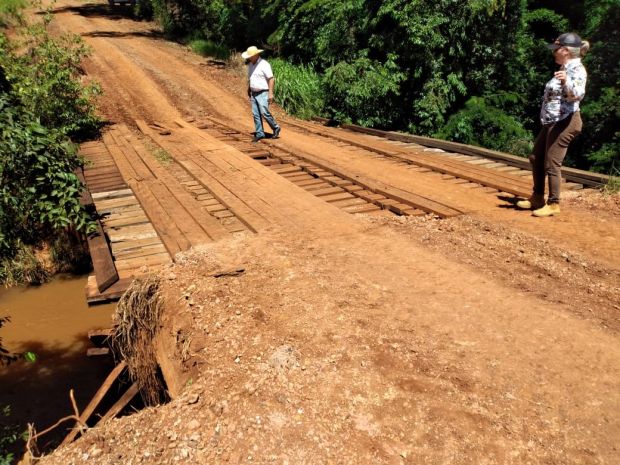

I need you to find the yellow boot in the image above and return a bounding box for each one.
[533,203,561,217]
[516,194,545,210]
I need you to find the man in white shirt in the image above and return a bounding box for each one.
[242,46,281,143]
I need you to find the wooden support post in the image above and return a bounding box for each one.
[100,383,140,423]
[61,361,127,446]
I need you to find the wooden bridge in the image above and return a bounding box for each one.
[80,119,606,303]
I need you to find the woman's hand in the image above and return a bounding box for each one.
[554,70,567,84]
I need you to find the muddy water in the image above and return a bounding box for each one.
[0,275,115,455]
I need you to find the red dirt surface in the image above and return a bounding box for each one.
[31,1,620,464]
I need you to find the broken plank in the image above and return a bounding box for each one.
[61,361,127,445]
[100,383,140,424]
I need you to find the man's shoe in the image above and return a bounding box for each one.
[251,136,264,143]
[532,203,560,217]
[516,194,545,210]
[273,127,281,139]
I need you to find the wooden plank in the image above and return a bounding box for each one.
[103,131,153,181]
[178,158,266,233]
[343,203,382,214]
[331,197,368,208]
[124,124,230,242]
[61,361,127,445]
[103,215,150,229]
[202,118,463,218]
[146,179,213,248]
[101,133,140,181]
[86,275,136,303]
[86,220,119,293]
[127,179,187,257]
[110,236,163,253]
[76,169,94,210]
[86,348,110,357]
[91,189,134,200]
[113,244,167,260]
[100,383,140,424]
[320,192,356,203]
[294,178,325,188]
[309,186,346,197]
[95,195,138,209]
[311,118,608,187]
[293,119,532,197]
[115,253,171,270]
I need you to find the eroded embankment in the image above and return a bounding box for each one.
[38,218,620,465]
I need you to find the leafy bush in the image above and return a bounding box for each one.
[0,21,99,281]
[577,3,620,172]
[189,39,230,60]
[0,405,21,465]
[270,58,323,119]
[437,96,532,156]
[0,95,91,253]
[322,54,405,127]
[118,0,620,172]
[2,26,102,138]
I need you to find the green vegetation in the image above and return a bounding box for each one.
[0,0,25,27]
[602,164,620,195]
[270,58,323,119]
[152,147,172,165]
[0,405,21,465]
[189,39,230,60]
[1,318,18,464]
[1,10,101,285]
[137,0,618,173]
[0,243,50,286]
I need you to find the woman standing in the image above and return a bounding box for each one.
[517,33,590,217]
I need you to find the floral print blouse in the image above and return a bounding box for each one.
[540,58,587,125]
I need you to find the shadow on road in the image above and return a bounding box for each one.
[45,2,136,20]
[40,2,164,40]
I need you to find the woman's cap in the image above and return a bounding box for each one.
[547,32,583,50]
[241,46,263,59]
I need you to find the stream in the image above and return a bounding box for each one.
[0,274,115,458]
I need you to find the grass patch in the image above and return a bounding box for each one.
[153,147,172,164]
[270,58,324,119]
[146,140,172,165]
[601,164,620,195]
[0,0,26,26]
[0,243,50,287]
[189,39,230,61]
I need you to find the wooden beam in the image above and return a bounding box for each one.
[312,117,609,187]
[61,361,127,445]
[100,383,140,423]
[86,220,119,293]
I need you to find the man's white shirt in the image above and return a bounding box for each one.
[248,57,273,92]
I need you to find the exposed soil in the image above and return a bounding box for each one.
[30,1,620,464]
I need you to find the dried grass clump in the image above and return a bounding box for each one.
[111,275,165,406]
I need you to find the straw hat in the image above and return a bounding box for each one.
[241,46,263,59]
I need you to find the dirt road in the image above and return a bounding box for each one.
[36,2,620,464]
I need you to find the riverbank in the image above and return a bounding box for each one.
[0,275,115,459]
